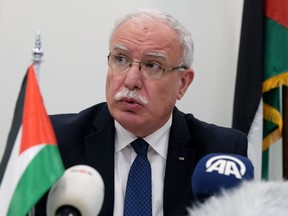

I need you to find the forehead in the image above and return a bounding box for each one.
[110,18,182,61]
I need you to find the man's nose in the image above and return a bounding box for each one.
[124,61,143,90]
[129,61,142,70]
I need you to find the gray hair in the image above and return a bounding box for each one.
[109,9,194,68]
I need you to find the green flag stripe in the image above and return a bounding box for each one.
[7,145,64,215]
[263,17,288,80]
[262,148,269,179]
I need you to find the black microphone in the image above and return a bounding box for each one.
[46,165,104,216]
[192,153,254,202]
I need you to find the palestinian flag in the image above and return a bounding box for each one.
[0,65,64,215]
[233,0,288,180]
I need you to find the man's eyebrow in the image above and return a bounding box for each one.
[111,44,129,52]
[111,45,167,60]
[144,52,166,60]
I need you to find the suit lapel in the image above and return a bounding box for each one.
[163,108,197,216]
[84,106,115,216]
[80,105,197,215]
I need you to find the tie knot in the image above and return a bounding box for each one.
[131,138,148,156]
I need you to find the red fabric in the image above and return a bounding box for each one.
[265,0,288,28]
[20,65,57,154]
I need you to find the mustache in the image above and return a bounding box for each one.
[115,88,148,105]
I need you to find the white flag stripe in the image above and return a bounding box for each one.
[247,101,263,181]
[0,126,45,215]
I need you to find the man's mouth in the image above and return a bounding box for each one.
[121,98,141,105]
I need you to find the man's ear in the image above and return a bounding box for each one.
[177,69,194,100]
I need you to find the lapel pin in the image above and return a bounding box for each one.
[178,157,185,161]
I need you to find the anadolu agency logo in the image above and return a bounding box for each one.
[205,155,246,179]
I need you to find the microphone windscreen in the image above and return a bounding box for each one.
[188,180,288,216]
[192,153,254,201]
[46,165,104,216]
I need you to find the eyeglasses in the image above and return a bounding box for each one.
[107,53,187,79]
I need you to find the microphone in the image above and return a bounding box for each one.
[46,165,105,216]
[192,153,254,201]
[188,180,288,216]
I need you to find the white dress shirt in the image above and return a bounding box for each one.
[113,115,172,216]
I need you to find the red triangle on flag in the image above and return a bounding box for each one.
[19,65,57,155]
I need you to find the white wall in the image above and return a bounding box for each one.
[0,0,244,159]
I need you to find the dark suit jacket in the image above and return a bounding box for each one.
[36,102,247,216]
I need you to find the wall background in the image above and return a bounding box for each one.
[1,0,280,180]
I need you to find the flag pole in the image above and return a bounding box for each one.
[32,31,43,79]
[28,31,44,216]
[283,86,288,179]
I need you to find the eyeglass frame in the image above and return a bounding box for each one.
[107,52,187,79]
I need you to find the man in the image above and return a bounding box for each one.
[37,8,247,216]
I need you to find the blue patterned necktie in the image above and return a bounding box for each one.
[124,138,152,216]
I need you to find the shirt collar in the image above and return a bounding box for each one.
[114,115,172,160]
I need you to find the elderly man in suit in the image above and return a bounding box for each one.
[37,8,247,216]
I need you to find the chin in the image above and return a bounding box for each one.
[116,113,153,136]
[114,111,142,126]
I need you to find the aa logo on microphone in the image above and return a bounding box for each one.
[205,155,246,179]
